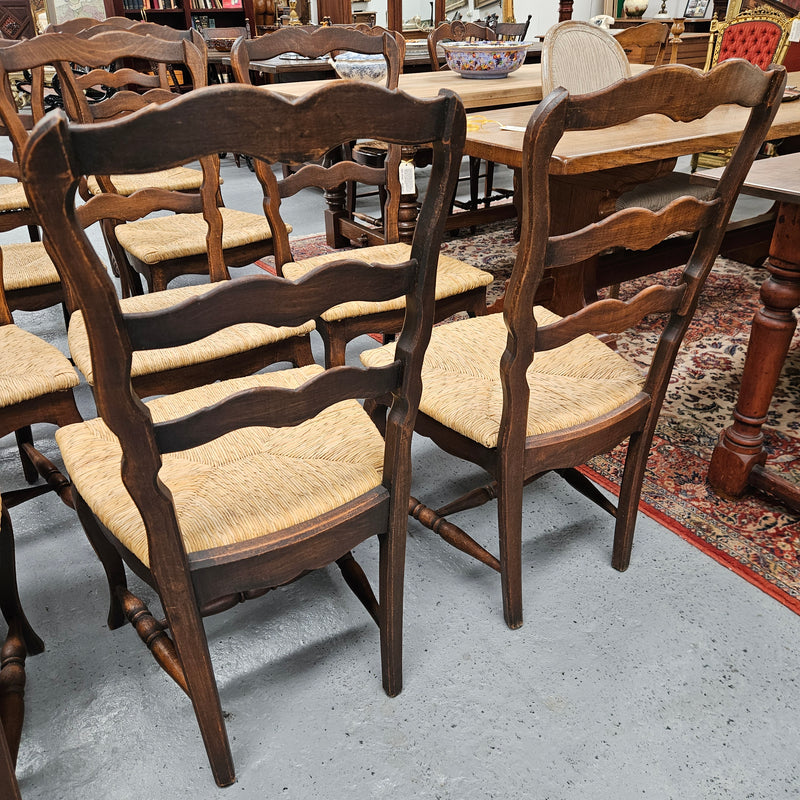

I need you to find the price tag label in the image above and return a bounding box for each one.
[399,160,415,195]
[790,19,800,42]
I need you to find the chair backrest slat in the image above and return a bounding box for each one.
[152,362,403,455]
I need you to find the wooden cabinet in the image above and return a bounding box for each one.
[102,0,257,37]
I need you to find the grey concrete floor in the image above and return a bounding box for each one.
[3,152,798,800]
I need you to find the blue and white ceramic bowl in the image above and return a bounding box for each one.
[441,40,529,79]
[330,52,388,84]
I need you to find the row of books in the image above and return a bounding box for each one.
[120,0,179,8]
[189,0,242,8]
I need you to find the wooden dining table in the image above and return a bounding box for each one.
[265,63,651,247]
[266,63,651,109]
[692,152,800,512]
[460,73,800,315]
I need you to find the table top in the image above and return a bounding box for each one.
[237,42,544,75]
[464,72,800,175]
[693,150,800,204]
[266,63,643,110]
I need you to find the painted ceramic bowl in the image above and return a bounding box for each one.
[441,40,529,79]
[330,52,388,84]
[209,38,237,52]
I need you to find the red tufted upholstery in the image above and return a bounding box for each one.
[717,20,783,69]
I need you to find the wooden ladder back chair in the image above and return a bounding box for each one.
[613,20,670,66]
[493,15,532,41]
[427,20,496,71]
[542,20,631,95]
[362,61,787,630]
[232,28,492,367]
[46,31,283,301]
[22,80,466,787]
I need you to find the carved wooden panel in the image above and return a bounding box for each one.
[0,0,35,39]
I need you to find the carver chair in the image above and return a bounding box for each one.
[691,3,796,172]
[362,60,786,629]
[22,79,466,786]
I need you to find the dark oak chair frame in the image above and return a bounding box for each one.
[373,62,787,629]
[231,25,488,367]
[23,80,465,786]
[230,25,403,245]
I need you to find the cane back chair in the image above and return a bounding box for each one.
[362,61,786,629]
[22,80,466,786]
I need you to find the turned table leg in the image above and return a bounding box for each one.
[707,200,800,504]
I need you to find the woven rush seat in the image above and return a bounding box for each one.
[361,307,645,449]
[0,324,79,406]
[0,183,29,213]
[282,242,493,322]
[86,166,205,197]
[68,282,315,384]
[1,242,61,291]
[55,365,386,567]
[114,207,278,265]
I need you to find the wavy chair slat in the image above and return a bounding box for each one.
[77,189,203,228]
[153,363,403,454]
[545,197,721,268]
[123,257,417,350]
[563,60,781,129]
[75,68,163,91]
[280,161,386,195]
[535,285,688,351]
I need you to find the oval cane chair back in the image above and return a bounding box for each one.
[22,80,466,787]
[542,20,631,95]
[362,61,787,629]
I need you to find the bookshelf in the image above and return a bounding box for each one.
[103,0,257,36]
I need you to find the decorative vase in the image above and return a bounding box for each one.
[623,0,648,17]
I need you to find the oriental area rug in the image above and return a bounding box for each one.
[265,224,800,612]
